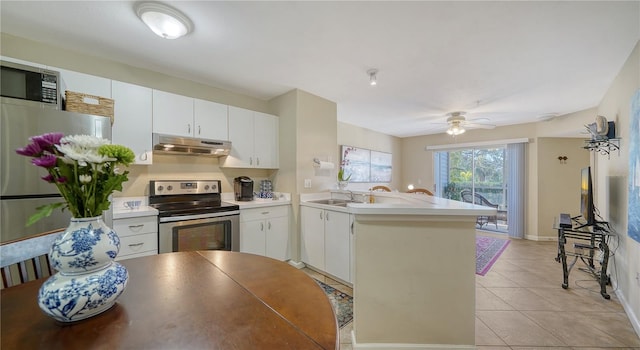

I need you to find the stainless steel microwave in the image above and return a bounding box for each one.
[0,60,62,109]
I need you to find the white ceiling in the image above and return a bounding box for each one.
[1,1,638,137]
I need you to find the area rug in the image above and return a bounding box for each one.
[476,235,510,276]
[315,279,353,328]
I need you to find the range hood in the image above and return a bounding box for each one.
[152,133,231,157]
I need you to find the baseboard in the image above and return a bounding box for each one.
[524,234,557,241]
[287,260,305,269]
[351,330,475,349]
[614,283,640,339]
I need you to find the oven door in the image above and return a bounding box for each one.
[158,212,239,254]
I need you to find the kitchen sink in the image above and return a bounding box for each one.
[307,199,354,207]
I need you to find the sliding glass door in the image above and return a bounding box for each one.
[436,147,508,233]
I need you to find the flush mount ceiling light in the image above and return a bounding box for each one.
[367,69,378,86]
[135,2,193,39]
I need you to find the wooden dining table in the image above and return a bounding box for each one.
[1,251,338,349]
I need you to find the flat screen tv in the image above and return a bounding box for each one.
[580,166,595,226]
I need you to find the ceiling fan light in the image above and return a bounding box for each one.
[136,2,193,39]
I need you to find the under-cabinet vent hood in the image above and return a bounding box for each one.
[152,133,231,157]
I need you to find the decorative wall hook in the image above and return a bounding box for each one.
[558,156,568,164]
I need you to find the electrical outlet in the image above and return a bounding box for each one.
[636,272,640,287]
[304,179,311,188]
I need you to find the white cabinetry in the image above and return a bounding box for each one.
[152,90,194,137]
[300,206,352,282]
[221,106,278,169]
[194,98,228,140]
[54,68,112,98]
[113,216,158,261]
[111,81,153,164]
[239,205,289,260]
[152,90,229,140]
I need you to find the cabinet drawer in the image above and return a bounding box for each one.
[240,205,288,222]
[113,216,157,237]
[116,249,157,261]
[118,233,157,257]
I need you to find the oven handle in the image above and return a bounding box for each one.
[158,210,240,223]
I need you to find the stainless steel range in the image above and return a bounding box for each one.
[149,180,240,253]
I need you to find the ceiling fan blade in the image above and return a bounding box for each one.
[464,122,495,129]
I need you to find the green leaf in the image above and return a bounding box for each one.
[26,202,66,226]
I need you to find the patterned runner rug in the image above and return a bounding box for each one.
[315,279,353,328]
[476,235,510,276]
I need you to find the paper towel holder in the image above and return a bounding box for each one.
[313,158,335,169]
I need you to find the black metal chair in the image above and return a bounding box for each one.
[460,189,499,229]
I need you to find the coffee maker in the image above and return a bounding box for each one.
[234,176,254,201]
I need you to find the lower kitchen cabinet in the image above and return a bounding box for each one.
[300,206,352,283]
[240,205,290,261]
[113,216,158,261]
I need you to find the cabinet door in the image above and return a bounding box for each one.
[324,210,351,282]
[240,220,266,256]
[223,106,254,167]
[111,81,153,164]
[265,215,289,261]
[55,68,112,98]
[300,206,325,269]
[152,90,194,137]
[194,99,228,140]
[254,112,278,169]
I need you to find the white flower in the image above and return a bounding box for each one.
[79,175,92,183]
[61,135,109,148]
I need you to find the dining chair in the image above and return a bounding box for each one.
[407,188,434,196]
[369,185,391,192]
[0,230,61,289]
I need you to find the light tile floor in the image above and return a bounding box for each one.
[303,233,640,350]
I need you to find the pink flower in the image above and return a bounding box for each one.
[32,154,58,168]
[31,132,63,151]
[16,142,42,157]
[41,174,55,183]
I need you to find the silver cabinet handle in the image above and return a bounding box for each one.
[188,123,191,134]
[261,211,270,215]
[140,152,148,161]
[198,125,201,135]
[257,157,260,166]
[326,212,329,221]
[319,211,323,220]
[128,224,144,231]
[260,222,264,231]
[250,157,253,165]
[268,221,271,230]
[128,242,144,248]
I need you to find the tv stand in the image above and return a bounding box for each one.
[554,215,612,299]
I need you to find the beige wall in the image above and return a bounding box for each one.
[337,122,403,192]
[536,138,590,239]
[594,41,640,329]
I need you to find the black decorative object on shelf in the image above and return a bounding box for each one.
[583,138,621,158]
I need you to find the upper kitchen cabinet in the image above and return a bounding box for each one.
[53,68,112,98]
[111,81,153,164]
[221,106,279,169]
[152,90,194,137]
[193,98,228,140]
[152,90,229,140]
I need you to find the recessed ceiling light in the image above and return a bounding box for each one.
[135,2,193,39]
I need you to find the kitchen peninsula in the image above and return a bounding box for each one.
[301,192,496,349]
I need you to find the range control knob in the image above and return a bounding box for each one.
[204,185,210,191]
[167,185,173,191]
[157,186,164,192]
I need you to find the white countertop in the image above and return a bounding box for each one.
[299,191,497,216]
[222,193,292,209]
[112,197,158,219]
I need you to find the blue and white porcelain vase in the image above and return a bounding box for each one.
[38,216,129,322]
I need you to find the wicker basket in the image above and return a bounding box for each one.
[65,91,114,125]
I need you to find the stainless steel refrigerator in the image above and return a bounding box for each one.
[1,100,112,243]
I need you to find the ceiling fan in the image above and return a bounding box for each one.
[442,111,496,135]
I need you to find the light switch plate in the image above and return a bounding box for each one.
[304,179,311,188]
